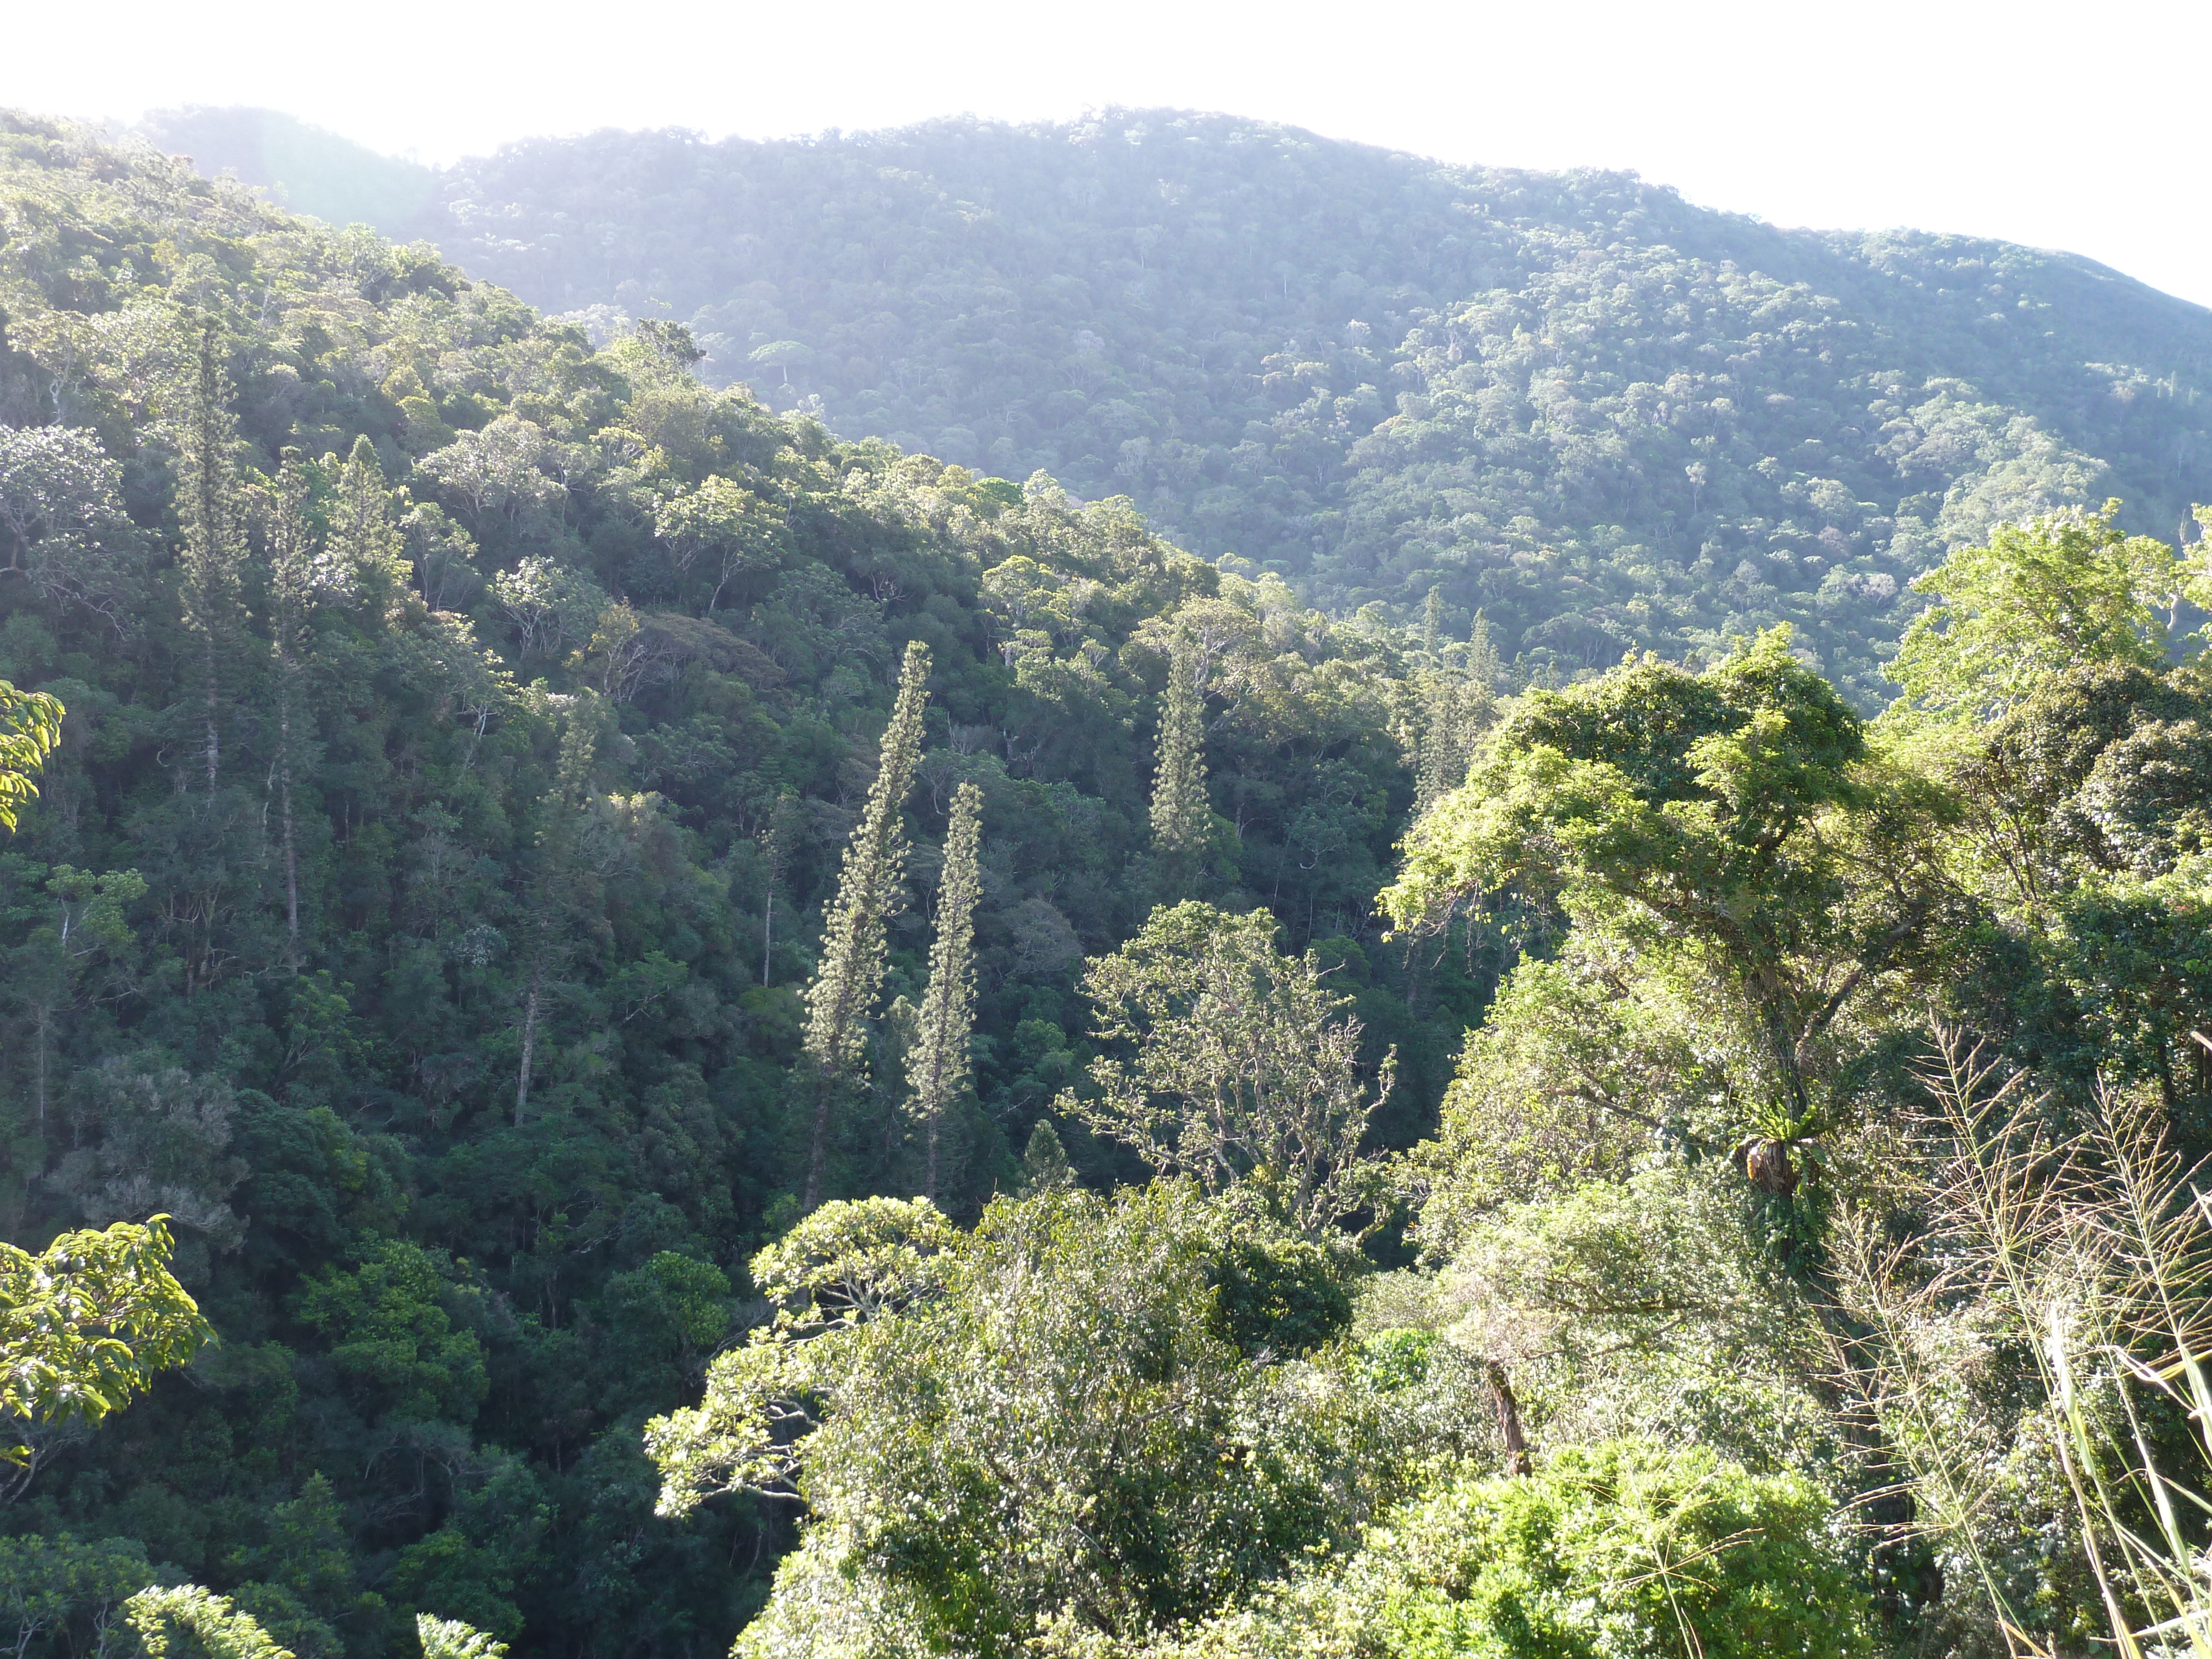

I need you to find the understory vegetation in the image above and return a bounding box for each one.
[3,108,2212,1659]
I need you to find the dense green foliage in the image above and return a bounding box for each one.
[1,1217,207,1484]
[6,102,2212,1659]
[0,113,1483,1656]
[148,106,2212,707]
[0,679,60,830]
[654,1184,1407,1659]
[1110,1440,1873,1659]
[644,503,2212,1653]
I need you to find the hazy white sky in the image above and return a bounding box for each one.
[9,0,2209,305]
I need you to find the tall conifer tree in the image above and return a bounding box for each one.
[516,713,596,1124]
[176,325,243,794]
[1467,609,1503,690]
[905,781,983,1202]
[1147,635,1207,879]
[800,640,931,1206]
[267,461,314,956]
[326,435,409,608]
[758,789,800,986]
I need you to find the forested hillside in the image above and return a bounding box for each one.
[11,105,2212,1659]
[148,105,2212,708]
[0,112,1486,1653]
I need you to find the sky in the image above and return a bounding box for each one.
[7,0,2209,306]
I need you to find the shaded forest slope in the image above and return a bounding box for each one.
[0,111,1484,1651]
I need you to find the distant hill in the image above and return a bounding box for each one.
[135,105,441,241]
[150,109,2212,705]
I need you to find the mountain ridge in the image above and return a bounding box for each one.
[120,105,2212,706]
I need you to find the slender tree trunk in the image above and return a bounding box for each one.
[1486,1360,1531,1477]
[33,1000,49,1126]
[201,640,220,794]
[278,692,299,954]
[803,1069,836,1209]
[516,931,548,1126]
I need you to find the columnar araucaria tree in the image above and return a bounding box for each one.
[1147,632,1208,886]
[905,781,983,1202]
[176,325,244,795]
[800,640,932,1207]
